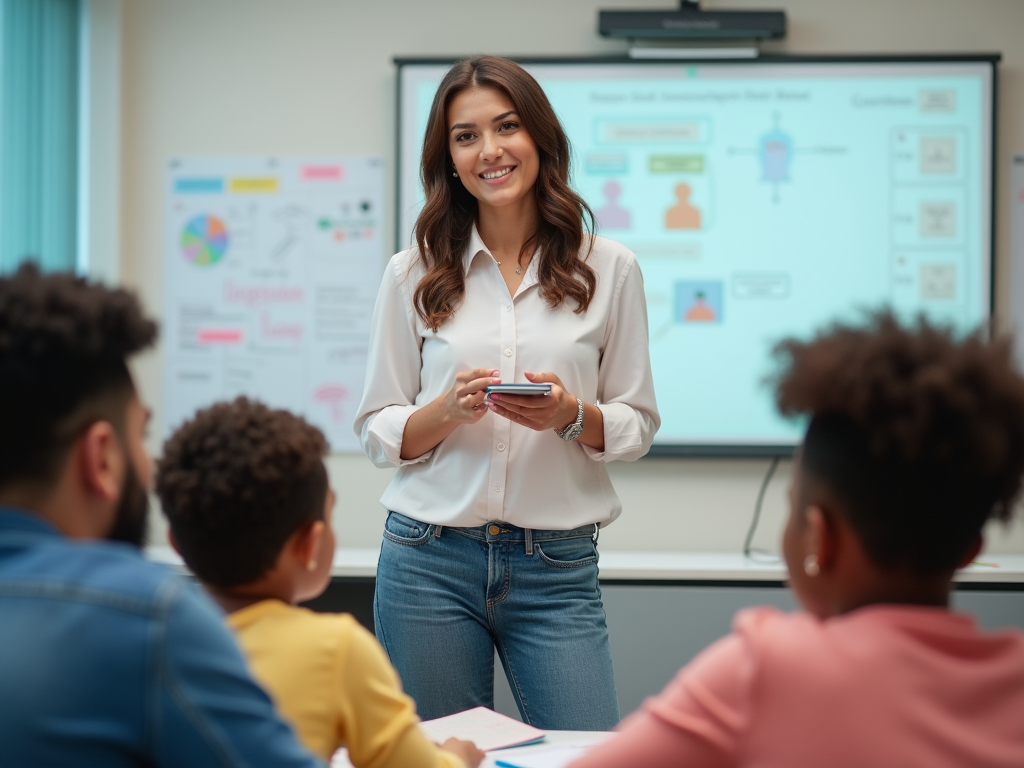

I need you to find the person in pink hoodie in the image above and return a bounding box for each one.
[571,310,1024,768]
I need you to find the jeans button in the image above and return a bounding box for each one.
[488,524,501,535]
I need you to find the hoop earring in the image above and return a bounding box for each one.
[803,555,820,577]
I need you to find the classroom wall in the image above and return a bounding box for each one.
[119,0,1024,555]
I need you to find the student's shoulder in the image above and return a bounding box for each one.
[291,609,393,671]
[287,607,371,646]
[731,606,841,665]
[32,538,187,615]
[733,605,814,638]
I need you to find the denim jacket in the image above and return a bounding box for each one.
[0,508,324,767]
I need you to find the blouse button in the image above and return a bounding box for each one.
[505,305,511,312]
[504,347,513,356]
[493,485,501,493]
[497,442,506,451]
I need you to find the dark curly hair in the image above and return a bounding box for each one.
[771,309,1024,573]
[0,263,157,490]
[156,397,329,588]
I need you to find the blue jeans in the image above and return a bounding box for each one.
[374,512,620,730]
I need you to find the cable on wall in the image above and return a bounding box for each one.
[743,455,782,562]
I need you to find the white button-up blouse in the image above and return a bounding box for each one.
[354,227,660,530]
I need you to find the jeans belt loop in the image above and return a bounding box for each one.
[432,524,444,539]
[593,523,600,545]
[525,527,534,556]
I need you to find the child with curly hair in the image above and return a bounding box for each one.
[157,397,482,768]
[570,310,1024,768]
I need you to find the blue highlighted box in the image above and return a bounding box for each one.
[174,177,225,194]
[586,153,630,174]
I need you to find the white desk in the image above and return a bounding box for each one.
[146,545,1024,584]
[330,731,609,768]
[483,731,609,768]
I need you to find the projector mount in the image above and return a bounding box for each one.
[599,0,787,60]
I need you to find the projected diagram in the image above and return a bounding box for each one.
[728,113,846,203]
[889,126,969,318]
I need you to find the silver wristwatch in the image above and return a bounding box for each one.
[556,397,584,442]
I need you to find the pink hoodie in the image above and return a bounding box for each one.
[572,605,1024,768]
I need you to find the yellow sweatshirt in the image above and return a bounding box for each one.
[227,599,465,768]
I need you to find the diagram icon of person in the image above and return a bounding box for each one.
[595,179,632,230]
[684,291,717,321]
[665,182,701,229]
[675,281,723,324]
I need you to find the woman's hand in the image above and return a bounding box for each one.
[444,368,500,425]
[439,737,485,768]
[400,367,498,460]
[486,371,579,432]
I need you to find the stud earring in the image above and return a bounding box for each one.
[803,555,820,577]
[307,560,318,572]
[452,163,459,178]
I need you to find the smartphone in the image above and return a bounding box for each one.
[485,383,552,397]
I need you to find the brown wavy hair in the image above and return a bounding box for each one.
[413,56,597,331]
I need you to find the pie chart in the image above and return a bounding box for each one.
[181,214,229,266]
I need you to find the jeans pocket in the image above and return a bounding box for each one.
[382,511,432,547]
[535,537,598,569]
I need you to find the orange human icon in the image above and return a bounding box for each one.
[666,183,702,230]
[685,291,716,322]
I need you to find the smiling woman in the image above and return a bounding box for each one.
[354,56,660,731]
[413,56,598,332]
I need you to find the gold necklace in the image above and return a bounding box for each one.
[495,261,522,275]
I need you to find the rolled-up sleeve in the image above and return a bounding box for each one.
[581,254,660,463]
[353,256,433,468]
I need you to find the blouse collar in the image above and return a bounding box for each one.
[463,224,541,288]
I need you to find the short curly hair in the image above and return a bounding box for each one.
[771,309,1024,573]
[156,397,329,588]
[0,263,157,490]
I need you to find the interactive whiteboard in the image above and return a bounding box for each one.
[397,57,995,454]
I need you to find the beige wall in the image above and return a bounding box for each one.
[122,0,1024,554]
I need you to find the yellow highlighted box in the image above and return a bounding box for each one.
[229,177,279,193]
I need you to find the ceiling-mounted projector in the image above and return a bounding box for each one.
[599,0,786,40]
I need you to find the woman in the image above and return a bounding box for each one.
[570,311,1024,767]
[354,56,659,730]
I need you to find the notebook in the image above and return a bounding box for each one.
[419,707,546,751]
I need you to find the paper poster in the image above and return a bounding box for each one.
[163,156,385,451]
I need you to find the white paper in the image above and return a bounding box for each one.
[419,707,546,752]
[163,156,384,450]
